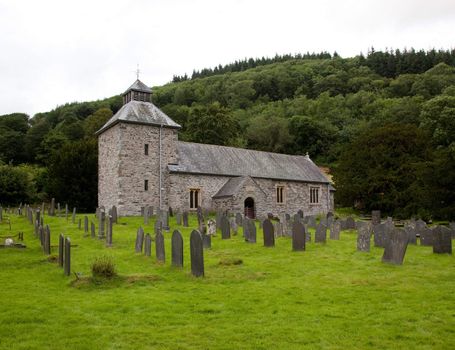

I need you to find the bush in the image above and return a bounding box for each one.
[91,256,116,279]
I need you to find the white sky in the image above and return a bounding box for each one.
[0,0,454,116]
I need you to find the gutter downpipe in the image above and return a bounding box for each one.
[159,124,163,210]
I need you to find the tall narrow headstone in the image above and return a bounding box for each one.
[78,218,82,230]
[111,206,118,224]
[176,211,182,226]
[135,227,144,253]
[297,209,304,218]
[373,223,386,248]
[243,218,250,240]
[72,207,76,224]
[183,211,189,227]
[161,210,170,231]
[235,213,243,227]
[43,229,51,255]
[221,216,230,239]
[315,223,327,243]
[247,219,256,243]
[357,224,371,252]
[106,216,113,247]
[274,221,283,237]
[155,232,165,263]
[171,230,183,267]
[144,234,152,257]
[190,230,204,277]
[65,204,68,221]
[263,219,275,247]
[382,228,408,265]
[432,226,452,254]
[64,237,71,276]
[83,216,89,235]
[49,198,55,216]
[154,220,162,235]
[91,222,95,238]
[230,218,238,236]
[330,220,341,240]
[98,210,105,238]
[292,220,306,251]
[58,233,64,267]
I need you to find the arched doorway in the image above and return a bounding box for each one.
[244,197,255,219]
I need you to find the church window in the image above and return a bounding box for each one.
[310,187,319,204]
[144,144,149,155]
[189,189,200,209]
[144,180,149,191]
[276,186,285,204]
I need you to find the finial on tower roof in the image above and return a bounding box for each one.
[135,63,140,80]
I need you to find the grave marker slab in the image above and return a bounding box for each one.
[247,219,256,243]
[221,216,230,239]
[202,233,211,249]
[176,211,182,226]
[292,220,306,251]
[419,226,433,246]
[91,222,95,238]
[111,206,118,224]
[58,234,64,267]
[235,213,243,227]
[144,234,152,257]
[84,216,89,235]
[382,228,408,265]
[315,223,327,243]
[182,211,189,227]
[404,225,417,245]
[64,237,71,276]
[106,216,113,247]
[72,207,76,224]
[190,230,204,277]
[263,219,275,247]
[357,224,371,252]
[135,227,144,253]
[330,220,341,240]
[433,226,452,254]
[155,232,165,263]
[171,230,183,267]
[371,210,381,225]
[346,217,356,230]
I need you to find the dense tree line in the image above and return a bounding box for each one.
[1,49,454,218]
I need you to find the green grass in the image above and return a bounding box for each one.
[0,212,454,350]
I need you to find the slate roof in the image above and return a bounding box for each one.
[124,79,152,93]
[168,141,330,184]
[96,100,181,135]
[212,176,248,198]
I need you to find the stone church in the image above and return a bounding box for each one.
[97,79,335,218]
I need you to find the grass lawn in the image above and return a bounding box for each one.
[0,212,454,350]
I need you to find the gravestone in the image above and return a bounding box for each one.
[154,220,162,235]
[43,228,51,255]
[297,209,304,218]
[49,198,55,216]
[190,230,204,277]
[432,226,452,254]
[357,224,371,252]
[346,217,356,230]
[202,233,211,249]
[207,219,216,236]
[135,227,144,253]
[293,213,301,224]
[169,207,173,217]
[274,221,283,237]
[155,231,165,263]
[111,206,118,224]
[371,210,381,225]
[230,218,238,235]
[106,216,113,247]
[292,220,306,251]
[57,203,60,217]
[221,216,230,239]
[330,220,341,240]
[197,208,206,234]
[285,213,291,222]
[315,223,327,243]
[65,204,68,221]
[144,206,150,225]
[216,211,223,228]
[247,219,256,243]
[420,226,433,246]
[307,216,317,229]
[84,216,89,235]
[171,230,183,267]
[327,215,334,228]
[78,218,82,230]
[58,234,64,267]
[64,237,71,276]
[161,210,170,230]
[243,218,250,240]
[72,207,76,224]
[91,222,95,238]
[35,209,40,224]
[39,226,44,246]
[176,211,182,226]
[182,211,189,227]
[263,219,275,247]
[327,211,334,220]
[382,228,408,265]
[404,225,417,245]
[235,213,243,227]
[144,234,152,257]
[95,207,100,219]
[373,223,386,248]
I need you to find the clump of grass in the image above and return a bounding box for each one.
[91,255,117,279]
[219,258,243,266]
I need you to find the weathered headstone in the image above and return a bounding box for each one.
[135,227,144,253]
[221,216,230,239]
[98,210,105,239]
[243,218,250,240]
[144,234,152,257]
[247,219,256,243]
[58,233,64,267]
[49,198,55,216]
[293,213,301,224]
[155,231,165,263]
[190,230,204,277]
[371,210,381,225]
[346,217,356,230]
[432,226,452,254]
[144,206,150,225]
[420,226,433,246]
[72,207,76,224]
[263,219,275,247]
[235,213,243,227]
[84,216,89,235]
[274,221,283,237]
[382,228,408,265]
[78,218,82,230]
[161,210,170,231]
[315,223,327,243]
[171,230,183,267]
[404,225,417,245]
[106,215,113,247]
[330,220,341,240]
[373,223,386,248]
[202,233,211,249]
[64,237,71,276]
[207,219,216,236]
[357,224,371,252]
[182,211,189,227]
[297,209,304,218]
[91,222,95,238]
[43,228,51,255]
[292,220,306,251]
[230,218,238,235]
[65,204,68,221]
[111,206,118,224]
[176,211,182,226]
[216,211,223,228]
[307,216,317,229]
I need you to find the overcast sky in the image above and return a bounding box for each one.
[0,0,454,117]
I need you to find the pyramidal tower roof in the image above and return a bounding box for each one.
[124,79,152,94]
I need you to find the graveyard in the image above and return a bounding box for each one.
[0,208,454,350]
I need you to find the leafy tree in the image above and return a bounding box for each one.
[83,108,113,138]
[246,115,292,153]
[0,165,33,205]
[0,113,30,164]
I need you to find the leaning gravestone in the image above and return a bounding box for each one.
[315,223,327,243]
[263,219,275,247]
[182,211,189,227]
[171,230,183,267]
[58,234,64,267]
[247,219,257,243]
[330,220,341,240]
[64,237,71,276]
[155,231,165,263]
[357,224,371,252]
[382,228,408,265]
[135,227,144,253]
[371,210,381,225]
[292,220,306,251]
[221,216,230,239]
[202,233,211,249]
[144,234,152,257]
[420,226,433,246]
[432,226,452,254]
[190,230,204,277]
[404,225,417,245]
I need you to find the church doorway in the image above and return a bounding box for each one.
[244,197,255,219]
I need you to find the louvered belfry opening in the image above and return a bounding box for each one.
[122,79,152,105]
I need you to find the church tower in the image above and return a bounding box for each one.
[96,79,181,216]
